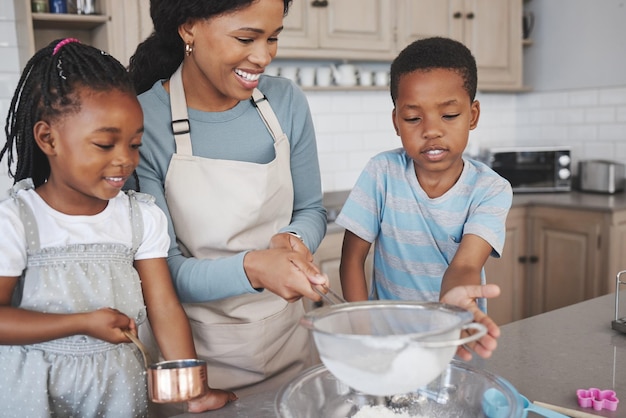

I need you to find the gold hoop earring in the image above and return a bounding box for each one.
[184,42,193,57]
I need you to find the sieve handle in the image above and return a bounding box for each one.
[416,322,487,348]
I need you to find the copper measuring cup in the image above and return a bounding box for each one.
[124,331,207,403]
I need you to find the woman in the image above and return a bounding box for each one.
[128,0,327,399]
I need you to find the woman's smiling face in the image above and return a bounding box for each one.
[179,0,286,111]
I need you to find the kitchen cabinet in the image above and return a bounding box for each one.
[396,0,523,91]
[485,203,626,323]
[484,206,527,325]
[279,0,523,91]
[279,0,394,61]
[526,206,604,316]
[14,0,112,69]
[13,0,152,68]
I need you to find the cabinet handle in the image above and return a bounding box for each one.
[453,11,463,18]
[518,256,528,264]
[311,0,329,7]
[466,12,475,19]
[529,255,539,264]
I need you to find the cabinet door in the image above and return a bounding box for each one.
[484,206,527,325]
[280,0,319,49]
[464,0,522,89]
[528,208,603,316]
[396,0,522,90]
[108,0,152,66]
[279,0,394,60]
[318,0,393,53]
[396,0,462,48]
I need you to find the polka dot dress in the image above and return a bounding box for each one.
[0,184,149,417]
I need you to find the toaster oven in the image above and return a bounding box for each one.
[480,147,572,193]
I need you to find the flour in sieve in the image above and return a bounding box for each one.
[351,405,426,418]
[322,342,455,396]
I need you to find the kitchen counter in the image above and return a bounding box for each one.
[172,291,626,417]
[511,190,626,212]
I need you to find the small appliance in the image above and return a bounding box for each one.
[579,159,625,194]
[480,146,571,193]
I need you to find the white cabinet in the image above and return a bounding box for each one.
[14,0,112,69]
[14,0,152,68]
[279,0,395,60]
[396,0,523,90]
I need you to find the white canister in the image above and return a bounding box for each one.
[316,67,332,87]
[359,70,373,86]
[299,67,316,87]
[280,66,298,83]
[374,70,389,87]
[76,0,96,14]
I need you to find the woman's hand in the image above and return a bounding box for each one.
[244,244,328,303]
[440,284,501,361]
[186,387,238,412]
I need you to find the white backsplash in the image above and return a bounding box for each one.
[308,86,626,192]
[1,11,625,196]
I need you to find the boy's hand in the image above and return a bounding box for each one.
[440,284,501,360]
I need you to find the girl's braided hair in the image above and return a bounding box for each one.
[1,38,136,187]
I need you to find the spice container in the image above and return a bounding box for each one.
[49,0,67,13]
[31,0,48,13]
[77,0,96,14]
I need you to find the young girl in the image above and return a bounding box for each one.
[0,38,236,417]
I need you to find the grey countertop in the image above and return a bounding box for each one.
[172,291,626,417]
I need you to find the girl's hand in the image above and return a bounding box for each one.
[186,387,238,412]
[84,307,136,343]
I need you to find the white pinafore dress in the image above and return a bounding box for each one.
[0,180,149,418]
[163,64,313,396]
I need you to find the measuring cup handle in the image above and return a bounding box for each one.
[123,330,151,368]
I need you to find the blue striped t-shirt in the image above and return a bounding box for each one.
[335,148,512,310]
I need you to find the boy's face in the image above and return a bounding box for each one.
[392,68,480,193]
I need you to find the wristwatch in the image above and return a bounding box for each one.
[286,231,303,241]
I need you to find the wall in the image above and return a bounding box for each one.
[309,86,626,192]
[0,1,19,197]
[524,0,626,91]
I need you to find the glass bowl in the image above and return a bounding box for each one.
[275,360,524,418]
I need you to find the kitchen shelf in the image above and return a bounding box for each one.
[31,12,109,30]
[300,85,388,92]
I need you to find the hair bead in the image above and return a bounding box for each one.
[52,38,81,56]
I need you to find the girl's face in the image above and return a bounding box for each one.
[392,68,480,194]
[35,88,143,215]
[179,0,285,110]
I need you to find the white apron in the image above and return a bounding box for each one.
[163,64,312,396]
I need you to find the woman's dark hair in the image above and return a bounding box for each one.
[0,38,136,187]
[128,0,293,94]
[390,36,478,105]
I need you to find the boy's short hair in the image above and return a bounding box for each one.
[390,37,478,105]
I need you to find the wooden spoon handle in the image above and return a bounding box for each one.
[123,330,151,369]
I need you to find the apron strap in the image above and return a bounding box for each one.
[250,89,285,143]
[168,64,285,157]
[169,64,193,156]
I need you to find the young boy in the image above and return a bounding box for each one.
[335,37,512,359]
